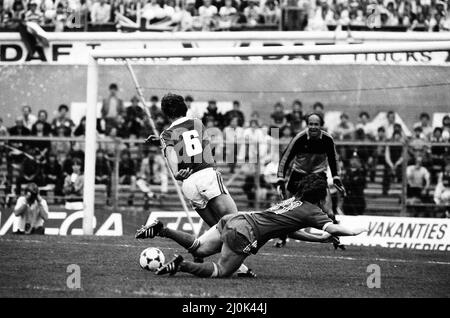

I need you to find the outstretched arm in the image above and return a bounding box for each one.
[324,222,367,237]
[288,229,333,243]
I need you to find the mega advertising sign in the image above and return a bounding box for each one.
[2,207,449,251]
[1,32,449,65]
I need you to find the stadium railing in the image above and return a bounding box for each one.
[0,135,448,217]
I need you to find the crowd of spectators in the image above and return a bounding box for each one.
[1,0,449,32]
[1,84,450,217]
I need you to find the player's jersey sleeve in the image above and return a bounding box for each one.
[277,132,305,178]
[303,204,334,231]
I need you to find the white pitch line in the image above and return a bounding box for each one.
[2,238,449,266]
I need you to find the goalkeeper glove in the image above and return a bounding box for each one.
[275,178,287,200]
[333,176,347,197]
[331,236,346,251]
[145,135,161,147]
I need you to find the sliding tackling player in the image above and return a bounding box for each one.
[137,174,366,278]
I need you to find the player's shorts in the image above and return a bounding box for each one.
[181,167,229,210]
[216,214,257,256]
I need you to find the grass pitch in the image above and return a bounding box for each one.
[0,235,449,298]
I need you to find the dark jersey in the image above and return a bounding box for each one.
[160,117,215,173]
[243,197,333,250]
[277,129,340,178]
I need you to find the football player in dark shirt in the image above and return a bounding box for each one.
[274,113,346,247]
[139,93,255,277]
[136,174,367,278]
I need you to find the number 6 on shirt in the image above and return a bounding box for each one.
[182,130,203,157]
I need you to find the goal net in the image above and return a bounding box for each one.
[82,41,450,235]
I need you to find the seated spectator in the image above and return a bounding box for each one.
[205,118,223,162]
[217,0,237,30]
[51,104,74,136]
[223,116,244,173]
[118,149,137,205]
[52,126,71,166]
[15,146,44,196]
[25,1,43,24]
[248,110,262,127]
[63,157,84,208]
[53,2,68,32]
[114,114,132,139]
[142,0,168,26]
[20,105,37,131]
[91,0,111,24]
[42,152,63,200]
[202,100,223,129]
[136,146,167,208]
[430,127,450,175]
[408,126,431,166]
[406,156,430,203]
[342,154,366,215]
[270,102,286,129]
[199,0,218,30]
[11,0,26,20]
[382,130,404,195]
[31,120,51,155]
[434,161,450,206]
[32,110,52,136]
[262,0,280,25]
[101,83,124,120]
[95,149,112,205]
[355,111,375,140]
[124,109,143,138]
[279,125,293,154]
[331,113,355,141]
[148,95,163,118]
[243,0,262,26]
[8,116,31,150]
[413,112,433,141]
[368,126,387,182]
[74,116,86,137]
[126,96,145,123]
[224,100,245,127]
[13,183,48,235]
[442,115,450,141]
[383,110,410,139]
[285,99,304,134]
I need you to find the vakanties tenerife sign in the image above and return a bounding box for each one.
[1,209,449,251]
[0,32,449,65]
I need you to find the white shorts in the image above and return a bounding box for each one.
[182,167,229,210]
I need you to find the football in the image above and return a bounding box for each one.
[139,247,165,271]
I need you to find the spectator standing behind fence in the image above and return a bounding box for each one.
[42,152,63,202]
[406,156,430,203]
[13,183,48,235]
[202,100,224,129]
[285,99,304,133]
[270,102,287,129]
[355,111,375,140]
[101,83,124,120]
[91,0,111,24]
[199,0,218,30]
[383,130,404,196]
[63,157,84,208]
[224,116,244,173]
[118,149,137,205]
[342,154,366,215]
[95,149,112,205]
[51,104,74,136]
[224,100,245,127]
[263,0,281,25]
[442,115,450,141]
[244,0,262,26]
[218,0,237,30]
[32,110,52,136]
[25,1,43,24]
[413,112,433,141]
[434,161,450,212]
[20,105,37,131]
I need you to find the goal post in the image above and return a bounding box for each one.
[82,41,450,235]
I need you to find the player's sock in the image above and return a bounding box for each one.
[179,261,217,278]
[236,264,248,273]
[159,227,197,250]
